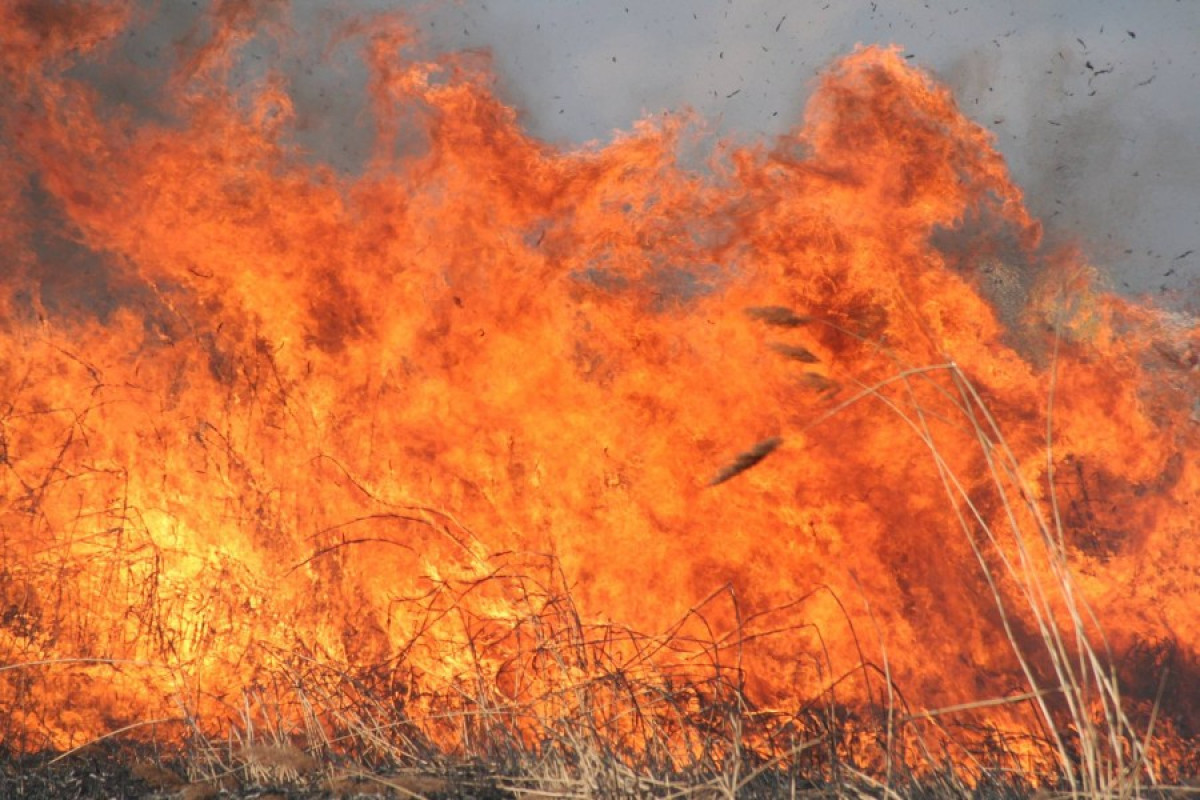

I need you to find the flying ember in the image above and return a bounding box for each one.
[0,0,1196,789]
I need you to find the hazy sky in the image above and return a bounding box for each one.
[121,1,1200,301]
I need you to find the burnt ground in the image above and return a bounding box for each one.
[0,745,1033,800]
[1,741,1195,799]
[0,744,507,800]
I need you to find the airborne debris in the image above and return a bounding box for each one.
[744,305,812,327]
[798,372,838,395]
[769,342,820,362]
[708,436,783,486]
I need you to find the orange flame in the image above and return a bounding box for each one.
[0,0,1196,782]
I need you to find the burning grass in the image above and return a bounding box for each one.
[1,335,1196,798]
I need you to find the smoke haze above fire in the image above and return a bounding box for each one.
[101,0,1200,302]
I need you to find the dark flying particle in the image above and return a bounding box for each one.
[708,436,783,487]
[775,15,786,32]
[744,306,812,327]
[798,372,838,395]
[1175,249,1194,260]
[769,342,820,363]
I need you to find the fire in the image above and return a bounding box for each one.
[1,0,1197,786]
